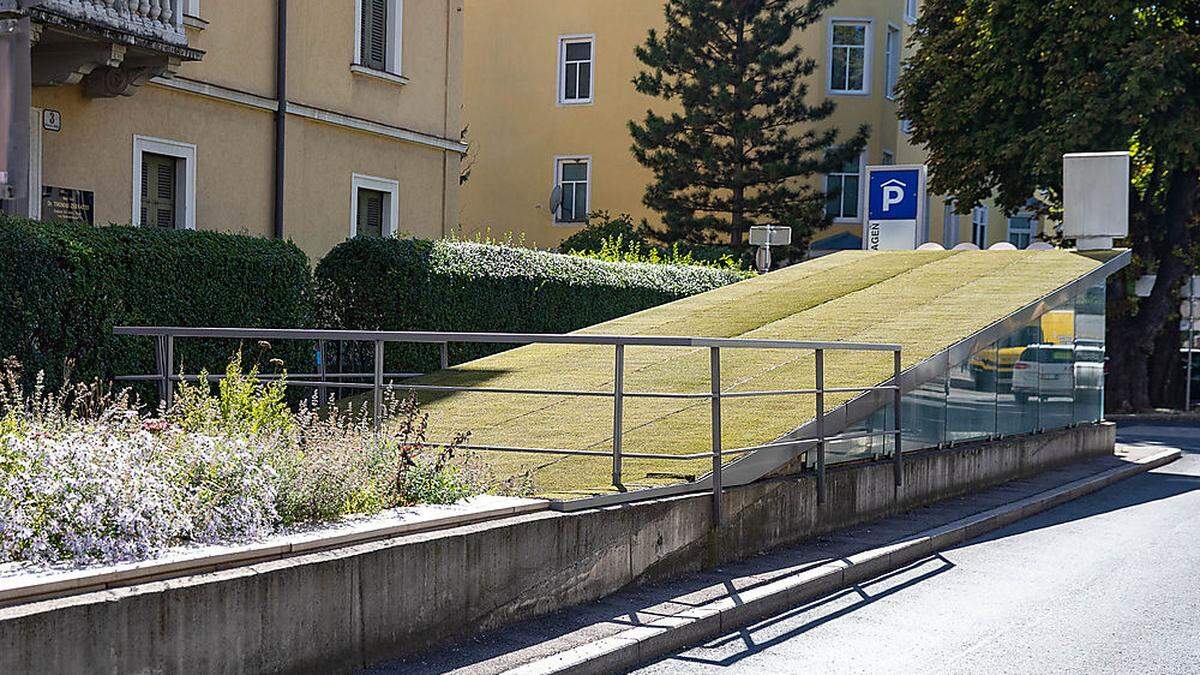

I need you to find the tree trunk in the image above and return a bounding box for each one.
[1105,168,1198,412]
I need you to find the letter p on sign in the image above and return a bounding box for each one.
[882,182,906,212]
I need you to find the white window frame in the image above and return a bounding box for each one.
[1007,211,1036,249]
[825,152,865,224]
[972,205,989,247]
[827,18,872,96]
[557,34,595,106]
[350,173,401,238]
[131,135,196,230]
[184,0,199,16]
[884,23,901,100]
[553,155,591,224]
[354,0,404,78]
[905,0,919,25]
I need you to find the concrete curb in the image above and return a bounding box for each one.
[504,448,1182,675]
[0,497,547,608]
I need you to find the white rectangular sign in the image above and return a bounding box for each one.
[866,220,918,251]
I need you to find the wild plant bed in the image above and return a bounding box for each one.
[0,358,524,572]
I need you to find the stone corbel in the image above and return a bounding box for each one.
[82,52,175,97]
[31,41,125,85]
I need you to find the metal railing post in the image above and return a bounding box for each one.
[154,334,167,405]
[372,339,384,431]
[612,344,625,489]
[440,342,450,370]
[710,346,723,527]
[815,348,826,504]
[893,349,903,488]
[163,334,174,409]
[316,338,327,407]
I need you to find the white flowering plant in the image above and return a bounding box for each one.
[0,354,501,567]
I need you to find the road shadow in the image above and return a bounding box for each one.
[949,433,1200,551]
[657,554,955,669]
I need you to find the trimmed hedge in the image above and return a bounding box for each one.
[0,216,312,391]
[314,237,745,370]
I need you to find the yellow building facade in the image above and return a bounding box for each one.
[461,0,1037,252]
[13,0,465,261]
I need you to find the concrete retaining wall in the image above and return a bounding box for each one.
[0,423,1115,674]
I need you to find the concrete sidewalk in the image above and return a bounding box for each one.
[367,442,1177,675]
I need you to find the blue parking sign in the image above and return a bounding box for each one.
[868,168,922,221]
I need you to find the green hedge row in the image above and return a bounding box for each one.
[0,217,746,394]
[0,216,312,392]
[314,238,745,371]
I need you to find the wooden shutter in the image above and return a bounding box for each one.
[141,153,177,229]
[357,188,385,238]
[360,0,388,70]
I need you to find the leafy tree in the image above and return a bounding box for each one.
[899,0,1200,411]
[630,0,868,251]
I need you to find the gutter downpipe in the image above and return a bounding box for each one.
[272,0,287,240]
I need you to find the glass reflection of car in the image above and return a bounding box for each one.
[1011,344,1104,405]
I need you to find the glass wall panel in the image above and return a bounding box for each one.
[997,315,1042,436]
[1039,294,1079,430]
[947,342,997,443]
[901,365,946,451]
[1075,283,1106,424]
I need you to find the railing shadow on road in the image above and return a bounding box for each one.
[950,464,1200,551]
[658,554,955,669]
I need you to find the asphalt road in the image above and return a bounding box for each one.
[635,423,1200,675]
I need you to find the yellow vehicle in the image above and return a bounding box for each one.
[969,310,1075,389]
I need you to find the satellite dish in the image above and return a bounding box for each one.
[549,185,563,214]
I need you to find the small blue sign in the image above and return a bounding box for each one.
[868,168,921,220]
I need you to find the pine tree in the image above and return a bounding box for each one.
[630,0,868,250]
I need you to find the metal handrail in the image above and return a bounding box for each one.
[113,326,904,524]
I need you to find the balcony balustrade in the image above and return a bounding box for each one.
[28,0,201,97]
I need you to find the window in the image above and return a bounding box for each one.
[942,199,959,247]
[141,154,179,229]
[356,0,403,76]
[184,0,199,17]
[825,155,861,221]
[972,205,989,247]
[884,25,901,99]
[905,0,919,24]
[132,135,196,230]
[558,36,594,105]
[900,118,914,135]
[555,158,590,223]
[1008,214,1035,249]
[881,150,895,166]
[350,174,400,238]
[829,20,870,94]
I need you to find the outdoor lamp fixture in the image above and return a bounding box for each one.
[749,225,792,273]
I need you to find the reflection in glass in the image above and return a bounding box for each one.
[1037,296,1078,429]
[948,342,997,443]
[901,362,946,451]
[998,316,1042,436]
[1075,284,1106,424]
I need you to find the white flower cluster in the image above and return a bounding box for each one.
[0,418,279,565]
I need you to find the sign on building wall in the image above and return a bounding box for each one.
[863,165,926,251]
[41,186,94,225]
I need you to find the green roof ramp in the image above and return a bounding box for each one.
[412,249,1129,507]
